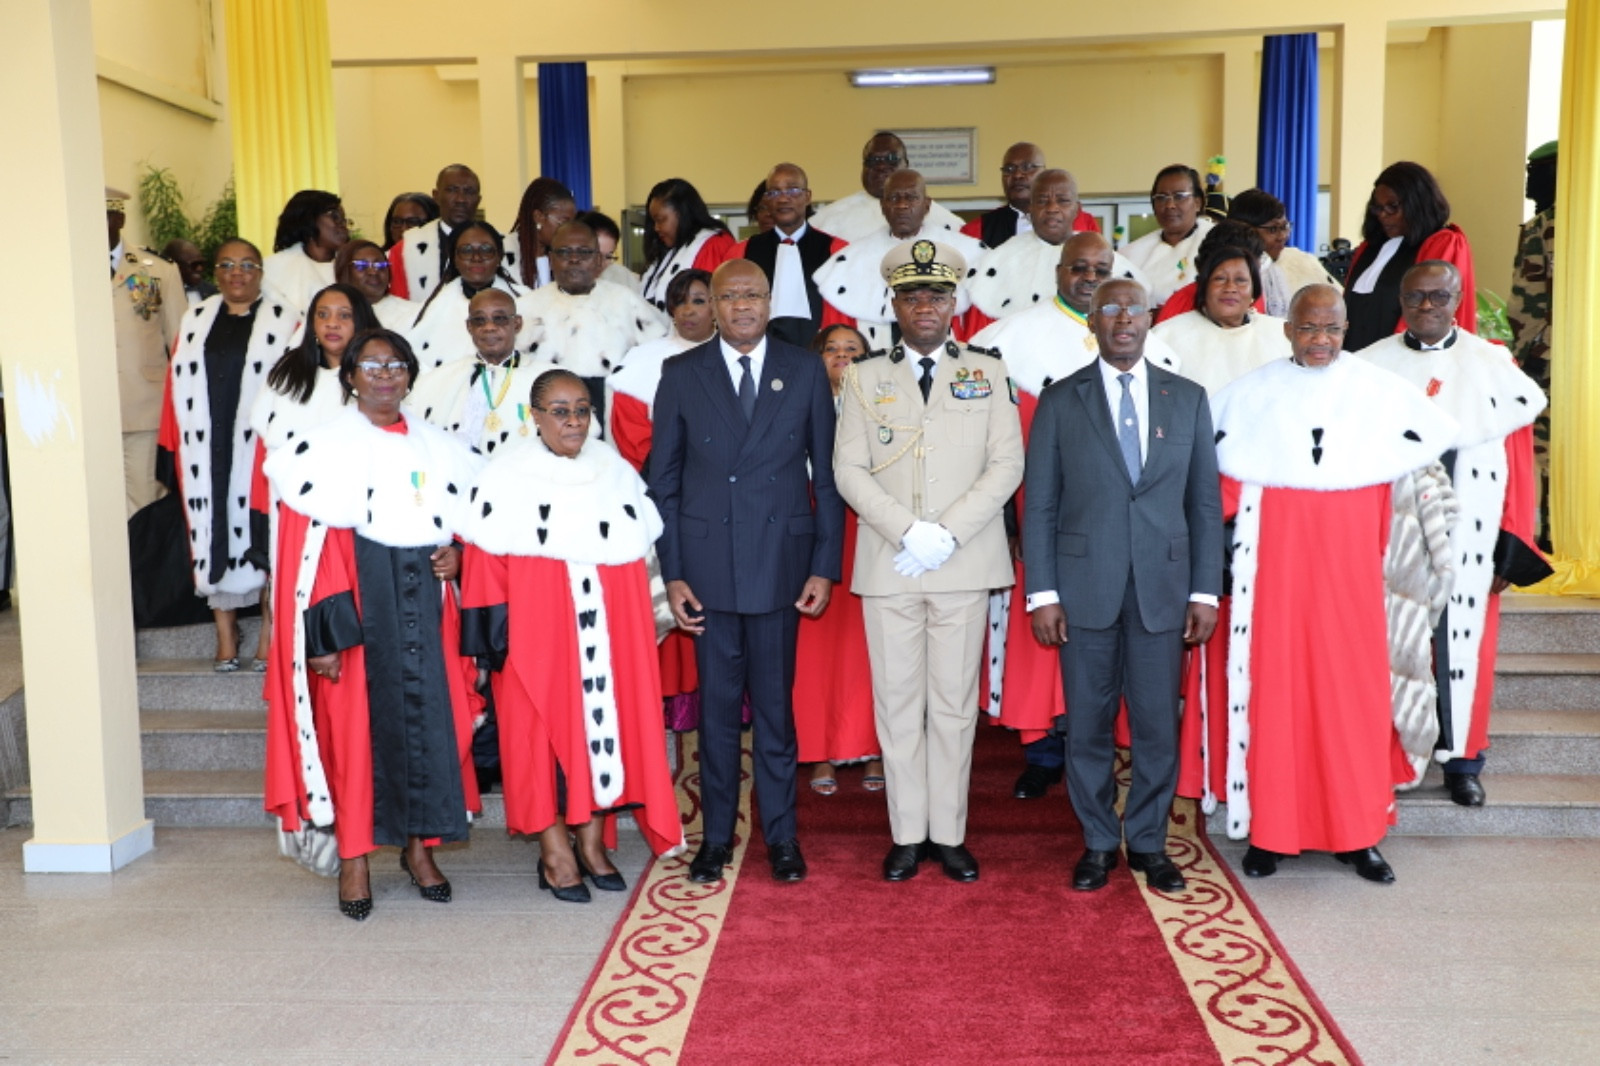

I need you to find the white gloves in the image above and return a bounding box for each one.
[896,521,956,578]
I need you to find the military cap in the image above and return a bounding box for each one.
[880,238,966,291]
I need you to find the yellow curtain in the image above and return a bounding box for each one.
[1532,3,1600,596]
[223,0,339,251]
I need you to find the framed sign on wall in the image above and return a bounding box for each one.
[896,128,976,185]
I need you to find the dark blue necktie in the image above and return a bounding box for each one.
[738,355,756,422]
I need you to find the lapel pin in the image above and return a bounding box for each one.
[771,379,784,391]
[1156,427,1165,439]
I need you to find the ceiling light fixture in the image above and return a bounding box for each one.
[848,67,996,89]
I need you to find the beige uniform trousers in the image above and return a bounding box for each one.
[123,429,164,517]
[862,588,988,846]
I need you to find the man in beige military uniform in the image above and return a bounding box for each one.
[834,239,1024,883]
[108,187,186,515]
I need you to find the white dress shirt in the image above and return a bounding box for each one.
[720,335,768,393]
[1027,353,1216,611]
[1012,206,1033,236]
[770,221,812,320]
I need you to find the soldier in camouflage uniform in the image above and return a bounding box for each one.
[1508,141,1556,547]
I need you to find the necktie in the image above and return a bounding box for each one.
[919,357,935,402]
[738,355,757,422]
[1117,372,1142,483]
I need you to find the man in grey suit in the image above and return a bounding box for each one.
[1022,277,1223,893]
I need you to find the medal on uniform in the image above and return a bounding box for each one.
[411,471,426,506]
[479,362,513,438]
[875,381,896,404]
[879,425,894,444]
[517,403,531,435]
[485,411,503,433]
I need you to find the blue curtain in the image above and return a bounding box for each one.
[538,62,592,210]
[1256,35,1318,253]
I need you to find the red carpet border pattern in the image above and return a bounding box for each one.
[1137,799,1360,1066]
[546,735,750,1065]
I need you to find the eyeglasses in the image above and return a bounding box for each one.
[320,209,349,225]
[355,360,409,376]
[1292,324,1347,338]
[1256,221,1293,237]
[864,153,903,167]
[1371,200,1403,217]
[1150,191,1196,207]
[1067,264,1113,279]
[1000,162,1043,176]
[551,247,597,260]
[533,404,593,422]
[764,187,809,199]
[714,291,770,305]
[350,259,390,272]
[393,216,427,230]
[1094,303,1148,318]
[1400,290,1458,309]
[454,243,498,261]
[466,313,517,329]
[215,260,262,274]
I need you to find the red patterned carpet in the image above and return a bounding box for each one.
[548,725,1361,1065]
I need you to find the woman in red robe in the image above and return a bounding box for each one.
[793,325,883,794]
[461,370,685,904]
[262,329,484,920]
[639,178,736,312]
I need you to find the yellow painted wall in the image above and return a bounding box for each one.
[93,0,232,252]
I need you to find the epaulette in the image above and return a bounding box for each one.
[139,247,176,265]
[888,344,906,364]
[853,348,888,363]
[964,343,1002,358]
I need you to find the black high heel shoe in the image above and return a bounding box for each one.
[575,852,627,892]
[339,863,373,921]
[400,851,452,903]
[538,863,592,904]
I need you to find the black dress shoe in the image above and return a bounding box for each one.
[1127,850,1187,892]
[400,851,452,903]
[688,842,733,884]
[1445,771,1487,807]
[1072,848,1119,891]
[1242,846,1282,878]
[931,843,979,882]
[883,841,928,882]
[576,853,628,892]
[768,839,807,882]
[1335,847,1396,884]
[1013,763,1064,800]
[538,864,592,904]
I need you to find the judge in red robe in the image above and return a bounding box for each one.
[1357,260,1548,806]
[262,329,484,920]
[792,325,882,793]
[461,369,685,903]
[1207,286,1457,884]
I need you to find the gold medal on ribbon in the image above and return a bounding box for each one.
[410,471,426,507]
[485,411,503,434]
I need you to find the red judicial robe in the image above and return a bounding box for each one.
[1358,330,1547,763]
[1347,225,1478,337]
[640,229,737,311]
[262,412,483,860]
[793,508,878,763]
[459,436,685,857]
[1206,355,1458,852]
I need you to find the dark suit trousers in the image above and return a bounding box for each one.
[1059,575,1185,853]
[696,607,800,847]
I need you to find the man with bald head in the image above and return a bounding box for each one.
[649,258,844,885]
[521,221,668,432]
[812,169,987,350]
[407,288,569,454]
[389,163,483,301]
[729,163,847,347]
[968,169,1145,333]
[1023,276,1221,893]
[960,143,1103,250]
[1358,261,1548,809]
[809,131,967,242]
[1207,284,1459,886]
[972,232,1182,797]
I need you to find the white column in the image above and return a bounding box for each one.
[1330,17,1388,239]
[476,51,527,226]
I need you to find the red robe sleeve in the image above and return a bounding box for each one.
[1156,284,1198,323]
[1501,423,1537,542]
[693,231,738,273]
[156,363,182,494]
[387,236,412,299]
[959,216,983,241]
[608,393,654,473]
[1073,212,1101,233]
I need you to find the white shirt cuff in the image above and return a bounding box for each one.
[1025,591,1060,612]
[1188,593,1219,607]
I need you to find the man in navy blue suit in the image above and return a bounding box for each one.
[649,259,845,884]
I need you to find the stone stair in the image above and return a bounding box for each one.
[1204,593,1600,838]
